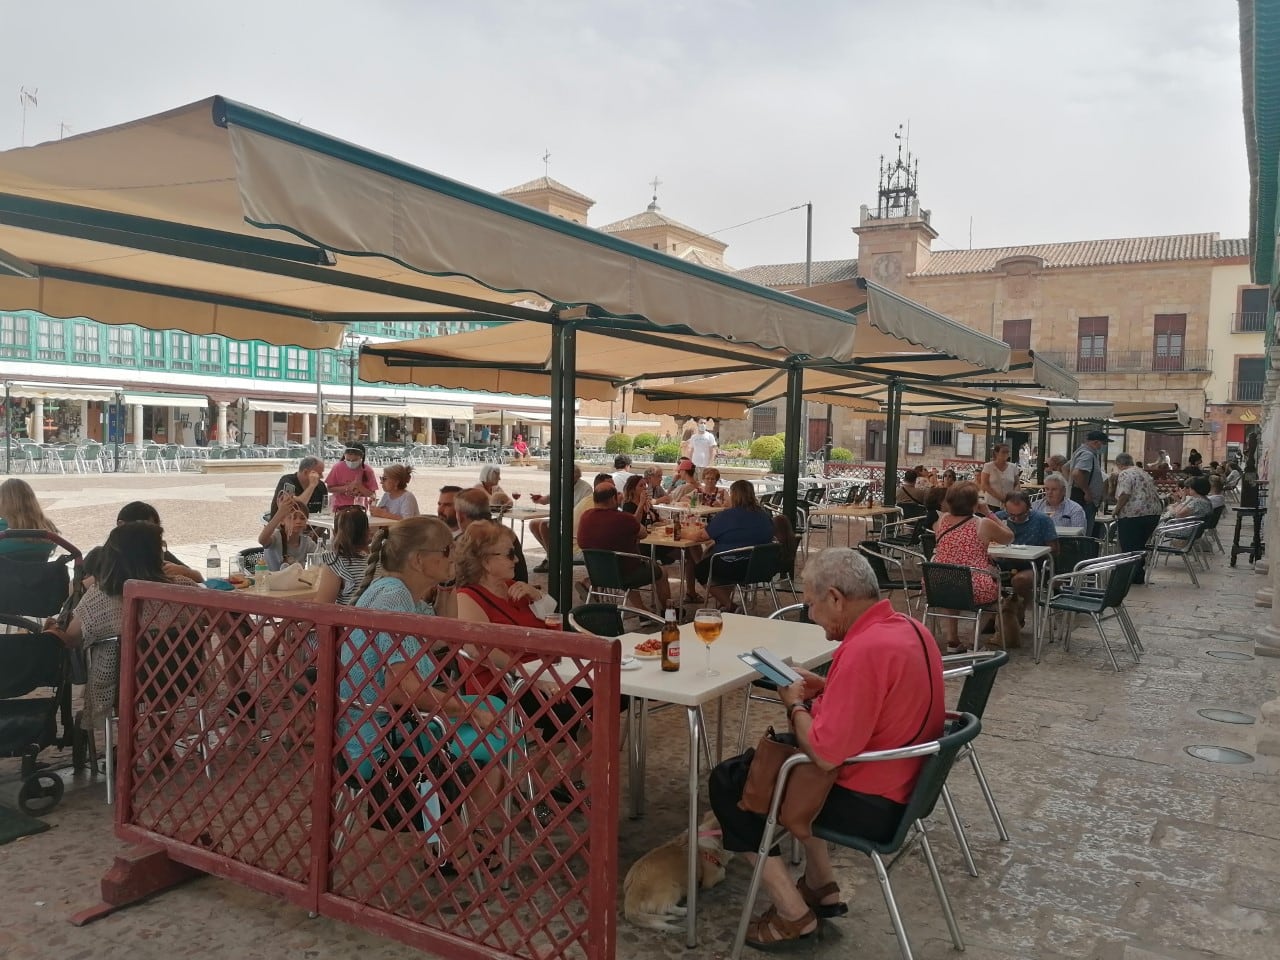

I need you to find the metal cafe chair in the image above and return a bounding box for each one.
[1146,518,1206,587]
[1043,552,1144,671]
[921,562,1006,652]
[730,712,981,960]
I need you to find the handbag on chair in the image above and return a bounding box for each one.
[736,727,837,839]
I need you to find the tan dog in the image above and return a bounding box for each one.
[623,813,732,933]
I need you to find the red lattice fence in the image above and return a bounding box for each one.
[109,582,620,960]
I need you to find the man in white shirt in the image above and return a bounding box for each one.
[687,418,719,470]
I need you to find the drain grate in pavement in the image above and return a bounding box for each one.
[1208,633,1253,643]
[1185,745,1254,764]
[1204,650,1256,662]
[1196,708,1256,724]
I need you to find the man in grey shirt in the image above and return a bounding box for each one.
[1069,430,1108,531]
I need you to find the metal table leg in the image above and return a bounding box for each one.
[684,704,703,949]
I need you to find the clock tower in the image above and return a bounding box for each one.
[853,127,937,289]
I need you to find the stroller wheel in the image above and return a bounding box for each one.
[18,771,64,815]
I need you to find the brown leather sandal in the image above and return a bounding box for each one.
[796,876,848,918]
[744,905,819,950]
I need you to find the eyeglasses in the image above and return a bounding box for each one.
[488,549,518,561]
[423,544,453,558]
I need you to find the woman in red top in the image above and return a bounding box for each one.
[930,482,1012,651]
[455,520,588,798]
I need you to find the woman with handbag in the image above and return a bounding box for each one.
[708,548,945,949]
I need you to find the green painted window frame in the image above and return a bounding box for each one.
[0,313,32,358]
[107,326,137,366]
[72,321,102,363]
[36,317,66,361]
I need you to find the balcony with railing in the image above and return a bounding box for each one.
[1228,380,1266,403]
[1231,312,1268,333]
[1036,349,1213,374]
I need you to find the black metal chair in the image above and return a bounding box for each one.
[1146,519,1207,587]
[566,603,663,636]
[707,542,783,614]
[936,651,1011,877]
[859,541,924,614]
[1053,535,1101,577]
[237,547,265,576]
[1044,552,1144,671]
[730,712,982,960]
[581,549,665,611]
[770,514,800,597]
[921,562,1005,651]
[1202,503,1227,553]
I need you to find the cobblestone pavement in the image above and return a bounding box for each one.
[1,467,1277,960]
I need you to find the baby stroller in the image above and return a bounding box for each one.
[0,529,86,813]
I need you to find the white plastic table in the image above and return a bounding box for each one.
[988,543,1052,653]
[615,613,835,947]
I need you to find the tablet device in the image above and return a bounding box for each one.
[738,647,803,688]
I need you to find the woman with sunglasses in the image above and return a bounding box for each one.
[341,516,507,871]
[454,521,545,630]
[454,520,590,802]
[371,463,420,520]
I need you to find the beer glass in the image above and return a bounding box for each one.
[693,608,723,678]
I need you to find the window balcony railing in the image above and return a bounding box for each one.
[1228,380,1265,403]
[1037,349,1213,374]
[1232,312,1268,333]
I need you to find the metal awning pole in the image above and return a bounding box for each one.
[315,352,325,457]
[1036,413,1048,484]
[883,379,902,507]
[113,391,122,473]
[3,382,10,475]
[549,320,577,612]
[984,403,995,460]
[781,365,804,528]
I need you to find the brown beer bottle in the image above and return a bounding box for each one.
[661,608,681,672]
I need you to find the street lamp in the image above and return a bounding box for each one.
[341,331,366,443]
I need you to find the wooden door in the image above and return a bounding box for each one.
[1153,314,1186,371]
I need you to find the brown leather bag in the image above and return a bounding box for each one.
[737,618,935,839]
[737,727,838,839]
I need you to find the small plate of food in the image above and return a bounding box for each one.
[633,637,663,660]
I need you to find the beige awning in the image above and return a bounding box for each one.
[323,399,406,417]
[403,401,474,419]
[862,280,1010,372]
[471,409,554,425]
[4,380,119,402]
[245,399,317,414]
[122,391,208,407]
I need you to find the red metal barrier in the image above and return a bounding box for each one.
[110,582,620,960]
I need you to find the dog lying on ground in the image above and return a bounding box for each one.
[622,813,732,933]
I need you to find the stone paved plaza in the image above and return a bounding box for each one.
[1,467,1278,960]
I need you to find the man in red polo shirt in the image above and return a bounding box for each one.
[709,547,944,948]
[576,482,672,611]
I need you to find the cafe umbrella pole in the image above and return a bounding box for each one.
[882,379,902,507]
[548,318,578,612]
[781,364,804,529]
[1036,412,1048,483]
[3,381,9,475]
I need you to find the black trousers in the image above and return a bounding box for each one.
[1116,514,1161,580]
[709,750,904,856]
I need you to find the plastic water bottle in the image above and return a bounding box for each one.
[206,544,220,579]
[255,562,269,592]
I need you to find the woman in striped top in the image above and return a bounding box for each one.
[315,506,371,605]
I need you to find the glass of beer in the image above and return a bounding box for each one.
[693,607,723,677]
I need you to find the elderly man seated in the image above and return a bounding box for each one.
[1032,472,1087,530]
[708,548,944,947]
[992,489,1058,638]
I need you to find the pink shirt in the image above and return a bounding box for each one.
[808,600,945,802]
[325,460,377,509]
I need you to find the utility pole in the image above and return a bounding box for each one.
[18,87,38,146]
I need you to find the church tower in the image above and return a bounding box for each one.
[852,128,937,288]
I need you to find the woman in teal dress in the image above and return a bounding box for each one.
[339,515,508,870]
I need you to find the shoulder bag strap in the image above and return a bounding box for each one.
[903,618,936,746]
[934,515,974,546]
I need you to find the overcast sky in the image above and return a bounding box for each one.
[0,0,1248,269]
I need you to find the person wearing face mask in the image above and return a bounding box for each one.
[686,418,719,470]
[325,442,378,510]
